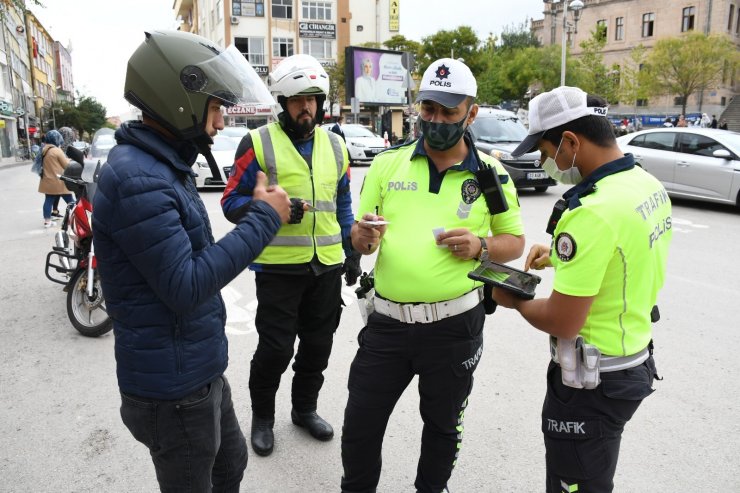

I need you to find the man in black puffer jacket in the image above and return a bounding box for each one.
[93,30,291,492]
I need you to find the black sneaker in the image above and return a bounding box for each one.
[51,210,64,218]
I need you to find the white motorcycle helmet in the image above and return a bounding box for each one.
[269,54,329,134]
[269,54,330,98]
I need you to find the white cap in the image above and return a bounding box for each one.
[415,58,477,108]
[512,86,609,157]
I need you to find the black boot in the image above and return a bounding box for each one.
[251,415,274,456]
[291,409,334,441]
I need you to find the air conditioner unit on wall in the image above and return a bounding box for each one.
[230,16,240,25]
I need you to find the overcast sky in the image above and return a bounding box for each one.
[30,0,546,118]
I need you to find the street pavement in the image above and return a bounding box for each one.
[1,160,739,492]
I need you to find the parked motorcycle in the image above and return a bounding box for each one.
[45,150,112,337]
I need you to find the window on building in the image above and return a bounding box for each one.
[232,0,265,17]
[729,4,735,31]
[235,37,265,66]
[674,96,686,106]
[273,37,294,57]
[736,7,740,33]
[642,13,655,37]
[597,19,607,40]
[636,98,648,107]
[216,0,223,21]
[615,17,624,40]
[302,39,332,60]
[682,7,695,32]
[302,1,332,20]
[273,0,293,19]
[721,96,727,106]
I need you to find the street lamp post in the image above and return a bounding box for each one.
[559,0,584,86]
[51,107,64,129]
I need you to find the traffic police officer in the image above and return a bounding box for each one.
[341,58,525,493]
[222,54,359,457]
[493,86,672,492]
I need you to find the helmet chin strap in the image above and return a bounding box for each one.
[194,133,222,183]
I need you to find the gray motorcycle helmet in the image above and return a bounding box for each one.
[124,30,275,141]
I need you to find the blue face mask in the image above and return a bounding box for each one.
[420,109,470,151]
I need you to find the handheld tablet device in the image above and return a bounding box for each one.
[468,260,542,300]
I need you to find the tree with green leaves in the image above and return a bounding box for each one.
[643,32,740,116]
[573,24,619,103]
[618,45,650,117]
[325,53,345,117]
[54,95,108,139]
[498,20,540,51]
[419,26,485,76]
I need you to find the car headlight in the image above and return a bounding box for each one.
[351,142,366,148]
[491,150,514,161]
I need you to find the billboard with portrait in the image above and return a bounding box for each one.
[345,46,411,106]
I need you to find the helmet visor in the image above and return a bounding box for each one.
[191,45,276,109]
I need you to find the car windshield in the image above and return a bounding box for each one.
[212,135,238,151]
[343,125,378,138]
[472,117,528,143]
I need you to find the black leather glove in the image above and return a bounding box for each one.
[288,198,305,224]
[342,252,363,286]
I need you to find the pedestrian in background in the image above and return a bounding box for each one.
[341,58,525,493]
[38,130,73,228]
[495,86,671,493]
[711,114,718,128]
[719,118,728,130]
[330,114,346,142]
[93,30,291,491]
[221,54,359,458]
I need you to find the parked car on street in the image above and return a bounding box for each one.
[72,140,90,156]
[90,128,116,159]
[616,127,740,207]
[219,125,250,144]
[193,134,238,189]
[322,123,386,166]
[468,107,555,193]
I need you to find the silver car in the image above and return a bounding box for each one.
[616,128,740,207]
[193,134,239,189]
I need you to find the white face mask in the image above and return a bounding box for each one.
[539,137,582,185]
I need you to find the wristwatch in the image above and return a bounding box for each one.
[477,237,489,261]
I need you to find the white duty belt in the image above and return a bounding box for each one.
[373,288,483,324]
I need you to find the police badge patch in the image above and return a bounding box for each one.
[555,233,576,262]
[461,179,481,204]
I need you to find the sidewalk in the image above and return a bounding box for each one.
[0,155,31,171]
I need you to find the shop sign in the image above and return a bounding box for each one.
[226,105,273,116]
[298,22,336,39]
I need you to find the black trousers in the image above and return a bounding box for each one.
[542,358,658,493]
[341,303,485,493]
[250,269,342,418]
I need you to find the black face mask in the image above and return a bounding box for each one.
[419,110,470,151]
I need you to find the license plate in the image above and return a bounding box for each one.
[370,148,382,154]
[527,171,547,180]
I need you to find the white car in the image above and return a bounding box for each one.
[219,126,250,144]
[324,123,386,166]
[616,127,740,207]
[193,134,239,189]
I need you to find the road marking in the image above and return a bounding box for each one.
[223,284,359,336]
[671,217,709,233]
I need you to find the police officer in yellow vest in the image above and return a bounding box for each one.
[493,86,672,493]
[340,58,525,493]
[222,54,359,457]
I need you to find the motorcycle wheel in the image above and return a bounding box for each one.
[66,268,113,337]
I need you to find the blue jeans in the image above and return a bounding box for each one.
[120,375,248,492]
[42,194,73,220]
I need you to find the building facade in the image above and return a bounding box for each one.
[532,0,740,120]
[53,41,74,105]
[174,0,399,130]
